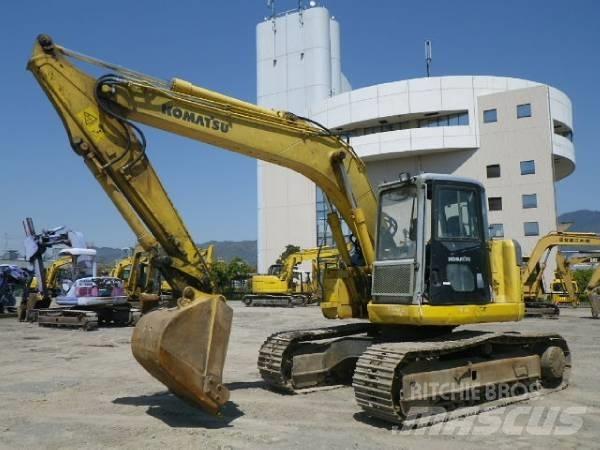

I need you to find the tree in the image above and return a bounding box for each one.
[227,257,254,281]
[210,257,255,297]
[573,268,594,301]
[277,244,301,264]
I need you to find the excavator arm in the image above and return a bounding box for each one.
[27,35,377,415]
[553,253,579,305]
[280,247,341,285]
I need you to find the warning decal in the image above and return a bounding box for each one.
[77,107,105,143]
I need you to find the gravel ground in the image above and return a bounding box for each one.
[0,304,599,449]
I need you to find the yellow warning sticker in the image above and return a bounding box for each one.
[77,107,105,144]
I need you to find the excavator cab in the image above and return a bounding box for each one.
[373,174,491,307]
[367,173,522,326]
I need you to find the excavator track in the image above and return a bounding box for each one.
[525,301,560,318]
[258,322,375,392]
[353,331,570,427]
[243,294,311,307]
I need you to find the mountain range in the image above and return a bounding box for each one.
[94,240,257,267]
[558,210,600,234]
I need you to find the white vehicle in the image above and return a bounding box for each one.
[56,277,128,307]
[23,219,137,329]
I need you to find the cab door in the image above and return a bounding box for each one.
[427,181,491,305]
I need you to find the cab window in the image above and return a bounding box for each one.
[435,187,482,240]
[377,185,418,260]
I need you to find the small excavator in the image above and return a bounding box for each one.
[110,244,215,313]
[109,249,135,280]
[552,253,600,317]
[28,35,571,426]
[29,255,72,296]
[549,253,583,307]
[22,217,130,329]
[521,231,600,317]
[244,246,340,307]
[109,246,161,313]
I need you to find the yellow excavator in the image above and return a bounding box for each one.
[244,246,340,307]
[109,251,135,280]
[552,254,600,305]
[521,231,600,317]
[110,244,214,314]
[28,255,72,296]
[28,35,570,426]
[159,245,215,299]
[549,253,583,306]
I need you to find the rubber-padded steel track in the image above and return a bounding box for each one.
[258,322,374,392]
[244,294,310,307]
[525,301,560,318]
[353,331,571,427]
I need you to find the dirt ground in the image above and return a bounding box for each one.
[1,303,599,449]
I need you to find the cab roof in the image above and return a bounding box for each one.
[378,173,485,192]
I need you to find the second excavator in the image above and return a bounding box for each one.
[244,246,340,307]
[28,35,571,426]
[521,231,600,317]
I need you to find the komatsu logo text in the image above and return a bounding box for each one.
[161,104,231,133]
[448,256,471,262]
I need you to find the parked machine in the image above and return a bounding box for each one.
[159,245,215,300]
[549,253,584,306]
[521,231,600,317]
[552,253,600,316]
[22,217,130,329]
[0,265,29,316]
[28,35,571,426]
[109,249,135,280]
[244,246,340,307]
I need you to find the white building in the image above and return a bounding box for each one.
[256,5,575,272]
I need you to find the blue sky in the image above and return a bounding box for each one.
[1,0,598,249]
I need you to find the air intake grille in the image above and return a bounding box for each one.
[372,262,414,296]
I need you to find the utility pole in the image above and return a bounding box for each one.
[425,40,432,77]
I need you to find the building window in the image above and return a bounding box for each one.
[417,112,469,129]
[557,129,574,142]
[486,164,501,178]
[339,111,469,139]
[517,103,532,118]
[488,197,502,211]
[520,160,536,175]
[483,109,497,123]
[553,120,574,142]
[489,223,504,238]
[522,193,538,209]
[524,222,540,236]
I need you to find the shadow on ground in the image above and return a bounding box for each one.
[113,392,243,428]
[226,380,267,391]
[352,412,395,430]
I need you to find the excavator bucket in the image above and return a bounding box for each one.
[131,294,233,414]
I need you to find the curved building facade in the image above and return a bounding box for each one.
[256,5,575,272]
